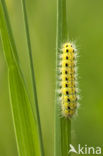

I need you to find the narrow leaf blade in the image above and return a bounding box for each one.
[9,66,41,156]
[0,1,41,155]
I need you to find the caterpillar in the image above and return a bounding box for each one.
[58,42,79,118]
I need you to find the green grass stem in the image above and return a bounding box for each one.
[54,0,71,156]
[21,1,44,156]
[0,0,42,155]
[0,0,19,65]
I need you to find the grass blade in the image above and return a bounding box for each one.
[0,1,41,155]
[54,0,71,156]
[9,66,41,156]
[21,1,44,156]
[0,0,19,66]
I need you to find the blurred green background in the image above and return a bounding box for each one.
[0,0,103,155]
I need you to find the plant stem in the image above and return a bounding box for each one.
[21,1,44,156]
[54,0,71,156]
[1,0,19,64]
[0,1,42,155]
[0,0,26,83]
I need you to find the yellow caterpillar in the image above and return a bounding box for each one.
[59,42,79,118]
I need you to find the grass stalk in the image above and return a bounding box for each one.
[0,0,42,155]
[0,0,26,83]
[0,0,19,65]
[21,1,44,156]
[54,0,71,156]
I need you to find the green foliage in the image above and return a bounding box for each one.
[21,0,44,155]
[0,0,42,155]
[8,66,41,156]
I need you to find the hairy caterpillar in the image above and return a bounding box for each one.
[58,42,79,118]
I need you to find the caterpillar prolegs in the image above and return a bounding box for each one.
[58,42,79,118]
